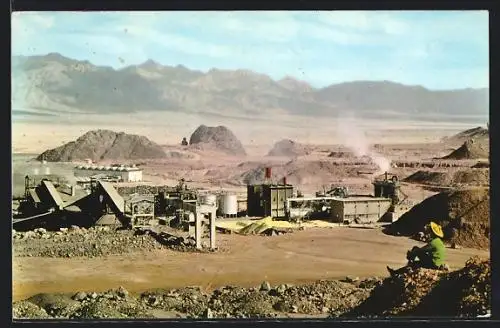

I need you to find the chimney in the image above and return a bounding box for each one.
[282,176,287,185]
[265,167,272,184]
[265,167,272,179]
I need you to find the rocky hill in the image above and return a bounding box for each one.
[12,53,489,119]
[37,130,166,162]
[442,127,489,145]
[403,169,489,187]
[189,125,246,156]
[267,139,311,157]
[442,140,489,160]
[385,188,489,250]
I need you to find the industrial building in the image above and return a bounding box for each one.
[73,164,143,182]
[242,167,406,224]
[330,197,392,224]
[247,184,294,218]
[14,177,127,230]
[246,168,294,218]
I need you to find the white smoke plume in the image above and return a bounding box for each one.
[336,116,391,177]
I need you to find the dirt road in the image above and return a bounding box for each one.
[12,227,488,302]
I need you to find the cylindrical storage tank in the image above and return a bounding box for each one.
[184,212,195,222]
[33,167,40,175]
[44,166,51,175]
[203,194,217,206]
[221,194,238,216]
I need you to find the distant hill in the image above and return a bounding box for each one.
[12,53,489,118]
[37,129,167,162]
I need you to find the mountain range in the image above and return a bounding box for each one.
[12,53,489,119]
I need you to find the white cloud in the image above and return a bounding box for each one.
[12,12,54,34]
[316,11,410,35]
[302,23,374,45]
[117,24,234,58]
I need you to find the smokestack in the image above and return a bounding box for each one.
[282,176,287,185]
[265,167,272,180]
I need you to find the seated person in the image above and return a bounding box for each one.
[387,221,446,276]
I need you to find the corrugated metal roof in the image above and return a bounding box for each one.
[99,181,125,213]
[75,165,142,172]
[127,195,155,204]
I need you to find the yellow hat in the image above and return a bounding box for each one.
[430,221,444,238]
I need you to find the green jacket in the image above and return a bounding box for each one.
[421,237,446,267]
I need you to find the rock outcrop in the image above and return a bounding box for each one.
[37,130,166,162]
[267,139,311,157]
[189,125,246,156]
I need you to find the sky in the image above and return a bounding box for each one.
[11,11,489,90]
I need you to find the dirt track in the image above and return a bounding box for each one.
[13,227,488,302]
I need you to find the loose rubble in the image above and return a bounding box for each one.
[12,226,201,258]
[13,279,379,319]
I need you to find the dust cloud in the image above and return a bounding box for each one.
[336,116,391,177]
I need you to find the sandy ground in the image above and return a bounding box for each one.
[11,112,476,154]
[12,227,488,302]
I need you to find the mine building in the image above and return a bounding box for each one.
[14,176,128,230]
[330,172,406,224]
[329,196,392,224]
[73,164,143,182]
[247,168,294,218]
[125,194,156,227]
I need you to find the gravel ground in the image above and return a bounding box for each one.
[12,226,202,258]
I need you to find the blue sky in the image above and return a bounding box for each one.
[12,11,489,89]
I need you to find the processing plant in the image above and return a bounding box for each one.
[245,168,408,224]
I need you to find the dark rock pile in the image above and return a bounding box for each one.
[189,125,246,156]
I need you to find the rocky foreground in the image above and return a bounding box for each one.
[13,279,378,319]
[13,257,490,320]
